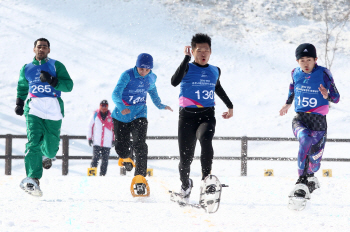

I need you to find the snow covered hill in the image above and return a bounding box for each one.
[0,1,350,231]
[1,0,349,140]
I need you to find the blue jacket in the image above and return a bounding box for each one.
[292,66,329,115]
[286,64,340,116]
[25,58,61,98]
[179,63,219,108]
[112,67,166,123]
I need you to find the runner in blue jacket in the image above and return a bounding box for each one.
[112,53,172,196]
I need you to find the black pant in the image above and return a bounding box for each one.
[91,145,111,176]
[178,107,216,188]
[113,118,148,177]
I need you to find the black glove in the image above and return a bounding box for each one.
[88,139,93,147]
[15,98,24,116]
[40,71,58,87]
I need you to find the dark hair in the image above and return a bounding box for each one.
[34,38,50,48]
[191,33,211,49]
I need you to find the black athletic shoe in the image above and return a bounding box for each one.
[296,176,308,185]
[306,173,314,178]
[27,178,40,190]
[294,176,308,198]
[294,189,306,198]
[124,162,133,172]
[306,173,318,193]
[206,184,216,194]
[136,183,146,195]
[180,178,193,199]
[42,158,52,169]
[307,182,316,193]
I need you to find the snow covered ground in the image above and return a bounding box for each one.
[1,0,350,231]
[2,161,350,231]
[2,159,350,231]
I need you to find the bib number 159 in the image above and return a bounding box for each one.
[297,96,317,107]
[195,90,214,100]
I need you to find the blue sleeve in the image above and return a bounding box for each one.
[148,74,166,109]
[323,69,340,104]
[112,72,130,111]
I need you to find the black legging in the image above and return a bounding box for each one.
[178,107,216,188]
[91,145,110,176]
[113,118,148,177]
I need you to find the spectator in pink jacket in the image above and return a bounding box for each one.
[87,100,115,176]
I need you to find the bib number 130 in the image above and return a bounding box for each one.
[195,90,214,100]
[297,96,317,107]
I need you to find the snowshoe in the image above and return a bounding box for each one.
[169,190,202,209]
[199,175,227,214]
[20,177,43,197]
[118,158,135,172]
[130,175,150,197]
[288,183,311,211]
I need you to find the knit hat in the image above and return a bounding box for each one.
[295,43,317,60]
[100,100,108,105]
[136,53,153,69]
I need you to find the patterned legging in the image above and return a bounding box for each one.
[292,119,327,176]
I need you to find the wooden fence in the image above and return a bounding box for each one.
[1,134,350,176]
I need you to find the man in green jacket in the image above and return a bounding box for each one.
[15,38,73,197]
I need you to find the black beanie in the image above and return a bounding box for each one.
[295,43,317,60]
[100,100,108,105]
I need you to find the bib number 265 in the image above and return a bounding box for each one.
[32,85,51,93]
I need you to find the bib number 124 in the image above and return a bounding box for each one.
[297,96,317,107]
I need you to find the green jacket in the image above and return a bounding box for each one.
[16,57,74,117]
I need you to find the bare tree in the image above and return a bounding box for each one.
[322,0,350,70]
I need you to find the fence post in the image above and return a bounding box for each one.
[62,135,69,176]
[5,134,12,175]
[241,136,248,176]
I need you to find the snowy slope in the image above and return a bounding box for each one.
[1,0,350,231]
[0,0,349,139]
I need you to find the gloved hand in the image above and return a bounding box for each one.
[40,71,58,87]
[112,141,116,147]
[15,98,24,116]
[88,139,93,147]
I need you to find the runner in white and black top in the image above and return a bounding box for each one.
[171,33,233,202]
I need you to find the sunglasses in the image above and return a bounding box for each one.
[100,104,108,107]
